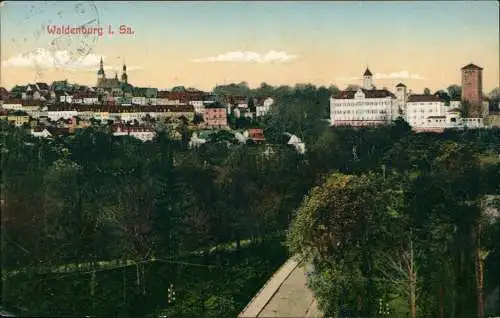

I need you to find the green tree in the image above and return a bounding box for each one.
[447,85,462,100]
[288,172,406,316]
[435,90,451,104]
[346,84,361,91]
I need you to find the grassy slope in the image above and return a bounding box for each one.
[2,238,289,318]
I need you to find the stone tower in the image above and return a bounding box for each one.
[461,63,483,117]
[461,63,483,103]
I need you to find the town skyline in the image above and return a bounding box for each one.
[1,1,499,92]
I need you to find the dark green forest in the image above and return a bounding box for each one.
[1,83,500,317]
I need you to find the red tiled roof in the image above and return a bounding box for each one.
[46,104,194,113]
[407,95,444,103]
[248,128,263,134]
[248,128,265,141]
[157,91,208,101]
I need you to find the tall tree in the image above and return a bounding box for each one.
[447,85,462,100]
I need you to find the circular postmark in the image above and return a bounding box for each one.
[9,1,101,79]
[45,2,101,69]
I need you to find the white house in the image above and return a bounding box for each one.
[31,128,52,138]
[233,107,253,119]
[132,96,147,105]
[120,111,146,122]
[1,100,23,110]
[83,96,99,105]
[285,133,306,154]
[59,93,73,103]
[112,125,155,141]
[189,100,206,114]
[47,109,78,121]
[188,132,208,148]
[256,97,274,117]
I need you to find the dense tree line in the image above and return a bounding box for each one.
[288,130,500,318]
[1,83,500,317]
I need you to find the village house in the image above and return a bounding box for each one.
[405,95,448,127]
[71,91,99,105]
[7,113,31,127]
[112,124,156,142]
[203,105,228,129]
[47,105,79,121]
[31,126,53,138]
[1,99,23,110]
[58,92,73,103]
[244,128,265,143]
[21,84,42,101]
[256,97,274,117]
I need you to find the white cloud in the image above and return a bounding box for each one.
[1,48,142,72]
[374,71,425,80]
[192,50,298,64]
[2,48,99,69]
[337,70,425,81]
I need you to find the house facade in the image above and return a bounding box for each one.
[330,68,399,127]
[203,106,228,129]
[405,95,448,127]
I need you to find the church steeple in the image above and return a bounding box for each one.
[121,63,128,84]
[97,57,105,78]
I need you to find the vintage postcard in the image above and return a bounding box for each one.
[1,1,499,317]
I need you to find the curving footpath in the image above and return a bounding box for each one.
[238,255,323,317]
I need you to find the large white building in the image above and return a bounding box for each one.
[405,95,448,127]
[405,94,484,132]
[330,68,399,127]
